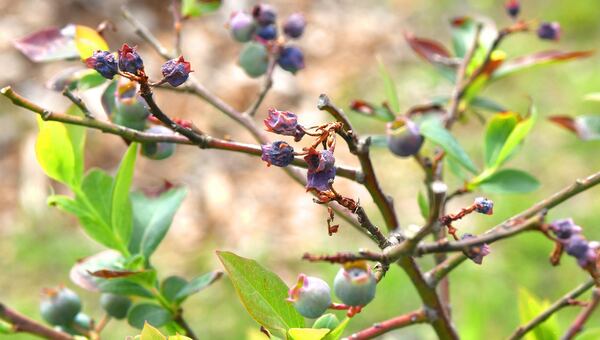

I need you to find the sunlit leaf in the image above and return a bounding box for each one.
[471,169,540,194]
[288,328,330,340]
[517,288,558,340]
[181,0,222,17]
[140,322,166,340]
[492,108,536,169]
[322,317,350,340]
[484,112,519,168]
[112,143,138,248]
[74,25,108,59]
[492,50,593,80]
[35,118,78,186]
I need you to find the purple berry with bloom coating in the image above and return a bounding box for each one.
[252,4,277,26]
[537,22,561,41]
[386,120,424,157]
[85,50,118,79]
[461,233,491,265]
[118,43,144,74]
[161,56,192,87]
[333,261,376,307]
[305,148,336,191]
[261,141,295,167]
[263,108,305,141]
[256,24,278,40]
[505,0,520,18]
[278,46,305,74]
[287,274,331,319]
[283,13,306,39]
[229,11,256,42]
[474,197,494,215]
[550,218,582,240]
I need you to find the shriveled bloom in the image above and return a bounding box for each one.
[565,236,599,268]
[474,197,494,215]
[537,22,561,41]
[461,233,491,265]
[261,141,295,167]
[118,43,144,74]
[263,108,305,140]
[549,218,582,240]
[85,50,118,79]
[304,148,336,191]
[161,56,192,87]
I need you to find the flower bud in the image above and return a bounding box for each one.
[461,233,491,265]
[40,287,82,326]
[305,148,336,191]
[474,197,494,215]
[549,218,582,240]
[252,4,277,26]
[537,22,561,41]
[118,43,144,74]
[85,50,118,79]
[505,0,520,18]
[100,293,132,319]
[277,46,305,74]
[333,261,376,307]
[239,42,269,78]
[261,141,295,167]
[386,120,424,157]
[283,13,306,39]
[229,11,256,42]
[287,274,332,319]
[141,126,177,160]
[263,108,305,140]
[161,56,192,87]
[256,24,278,40]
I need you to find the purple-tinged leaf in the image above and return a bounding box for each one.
[404,31,452,64]
[492,50,593,79]
[549,115,600,140]
[14,25,79,62]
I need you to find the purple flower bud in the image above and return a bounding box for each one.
[550,218,582,240]
[305,148,336,191]
[261,141,295,167]
[283,13,306,39]
[85,50,118,79]
[256,24,278,40]
[252,4,277,26]
[161,56,192,87]
[505,0,520,18]
[461,233,491,265]
[474,197,494,215]
[287,274,331,319]
[278,46,305,74]
[263,108,305,141]
[565,235,589,259]
[537,22,561,41]
[118,44,144,74]
[229,11,256,42]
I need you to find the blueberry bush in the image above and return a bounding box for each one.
[1,1,600,339]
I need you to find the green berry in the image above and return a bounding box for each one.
[71,313,92,332]
[333,263,376,307]
[100,293,132,319]
[40,287,82,326]
[312,313,340,330]
[239,42,269,78]
[141,126,176,160]
[113,97,149,131]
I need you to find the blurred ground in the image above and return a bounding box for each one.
[1,0,600,339]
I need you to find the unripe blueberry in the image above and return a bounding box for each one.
[283,13,306,39]
[141,126,177,160]
[161,56,192,87]
[263,108,305,140]
[474,197,494,215]
[277,46,305,74]
[40,287,82,326]
[229,12,256,42]
[256,24,278,40]
[537,22,561,41]
[333,262,376,307]
[85,50,118,79]
[99,293,132,319]
[261,140,295,167]
[386,120,424,157]
[287,274,332,319]
[312,313,340,330]
[305,148,336,191]
[72,313,92,331]
[239,42,269,78]
[113,83,150,131]
[252,4,277,26]
[118,43,144,74]
[505,0,520,18]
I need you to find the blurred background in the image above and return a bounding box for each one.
[1,0,600,339]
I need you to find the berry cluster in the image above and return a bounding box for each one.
[287,261,377,320]
[503,0,561,41]
[229,4,306,77]
[549,218,599,269]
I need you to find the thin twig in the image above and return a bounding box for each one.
[174,311,197,340]
[0,302,73,340]
[62,87,93,119]
[122,6,173,60]
[347,309,428,339]
[562,288,600,340]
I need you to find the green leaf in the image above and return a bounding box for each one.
[217,251,304,338]
[492,50,593,80]
[48,195,87,217]
[417,190,429,220]
[578,329,600,340]
[451,17,477,58]
[181,0,221,17]
[175,271,223,302]
[97,279,153,298]
[81,169,113,225]
[35,118,76,186]
[0,319,14,334]
[517,288,558,340]
[470,96,506,112]
[377,59,400,113]
[140,322,166,340]
[112,143,138,249]
[65,105,86,185]
[493,108,537,169]
[129,187,187,258]
[419,118,478,173]
[288,328,330,340]
[161,276,189,303]
[322,317,350,340]
[73,69,107,90]
[312,314,339,330]
[484,112,519,168]
[473,169,540,194]
[128,304,173,329]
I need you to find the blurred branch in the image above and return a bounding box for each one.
[174,311,197,340]
[508,280,595,340]
[171,0,183,56]
[562,288,600,340]
[348,309,428,339]
[0,302,73,340]
[425,254,468,287]
[245,56,277,117]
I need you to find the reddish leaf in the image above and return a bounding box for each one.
[404,31,452,63]
[13,25,79,62]
[492,50,593,79]
[70,250,124,291]
[548,115,577,134]
[88,269,140,278]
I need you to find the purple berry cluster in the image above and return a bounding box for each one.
[228,4,306,77]
[549,218,599,269]
[502,0,561,41]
